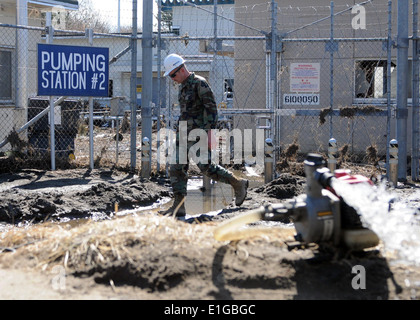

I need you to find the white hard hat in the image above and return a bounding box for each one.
[164,54,185,76]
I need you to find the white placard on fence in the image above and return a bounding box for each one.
[290,63,320,93]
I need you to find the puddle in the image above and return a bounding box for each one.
[182,170,264,216]
[0,169,267,233]
[111,170,265,220]
[185,178,233,215]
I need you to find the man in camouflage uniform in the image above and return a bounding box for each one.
[160,54,248,218]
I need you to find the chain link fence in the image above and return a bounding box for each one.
[159,0,394,177]
[275,1,392,169]
[0,0,417,183]
[0,5,135,173]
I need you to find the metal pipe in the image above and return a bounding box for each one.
[116,118,120,165]
[117,0,121,33]
[141,137,150,178]
[389,139,398,187]
[49,95,56,171]
[0,96,67,149]
[163,35,387,42]
[264,138,274,184]
[328,138,337,172]
[109,46,131,65]
[304,153,325,198]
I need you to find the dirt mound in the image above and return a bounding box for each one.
[253,173,305,199]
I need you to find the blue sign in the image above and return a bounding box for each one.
[38,43,109,97]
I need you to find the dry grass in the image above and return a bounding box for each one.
[0,211,294,276]
[1,214,215,269]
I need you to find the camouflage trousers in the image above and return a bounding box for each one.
[169,140,234,196]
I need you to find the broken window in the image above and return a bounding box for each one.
[0,50,12,102]
[355,60,397,99]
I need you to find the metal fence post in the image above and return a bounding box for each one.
[141,0,153,178]
[270,0,278,168]
[386,0,393,180]
[276,37,283,165]
[270,0,278,132]
[412,0,420,181]
[130,0,138,170]
[396,0,409,181]
[157,0,162,173]
[16,0,28,112]
[86,28,94,170]
[46,13,55,171]
[329,1,335,139]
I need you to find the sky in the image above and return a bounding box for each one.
[90,0,158,31]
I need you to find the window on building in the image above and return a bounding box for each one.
[171,25,180,35]
[355,60,400,99]
[0,50,12,102]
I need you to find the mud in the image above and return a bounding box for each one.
[0,169,170,223]
[1,167,420,300]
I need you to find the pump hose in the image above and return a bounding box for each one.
[213,203,293,241]
[214,206,266,241]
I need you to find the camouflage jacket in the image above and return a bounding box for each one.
[178,73,218,132]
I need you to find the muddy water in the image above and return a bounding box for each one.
[103,167,266,223]
[58,171,264,227]
[176,169,264,217]
[0,168,266,232]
